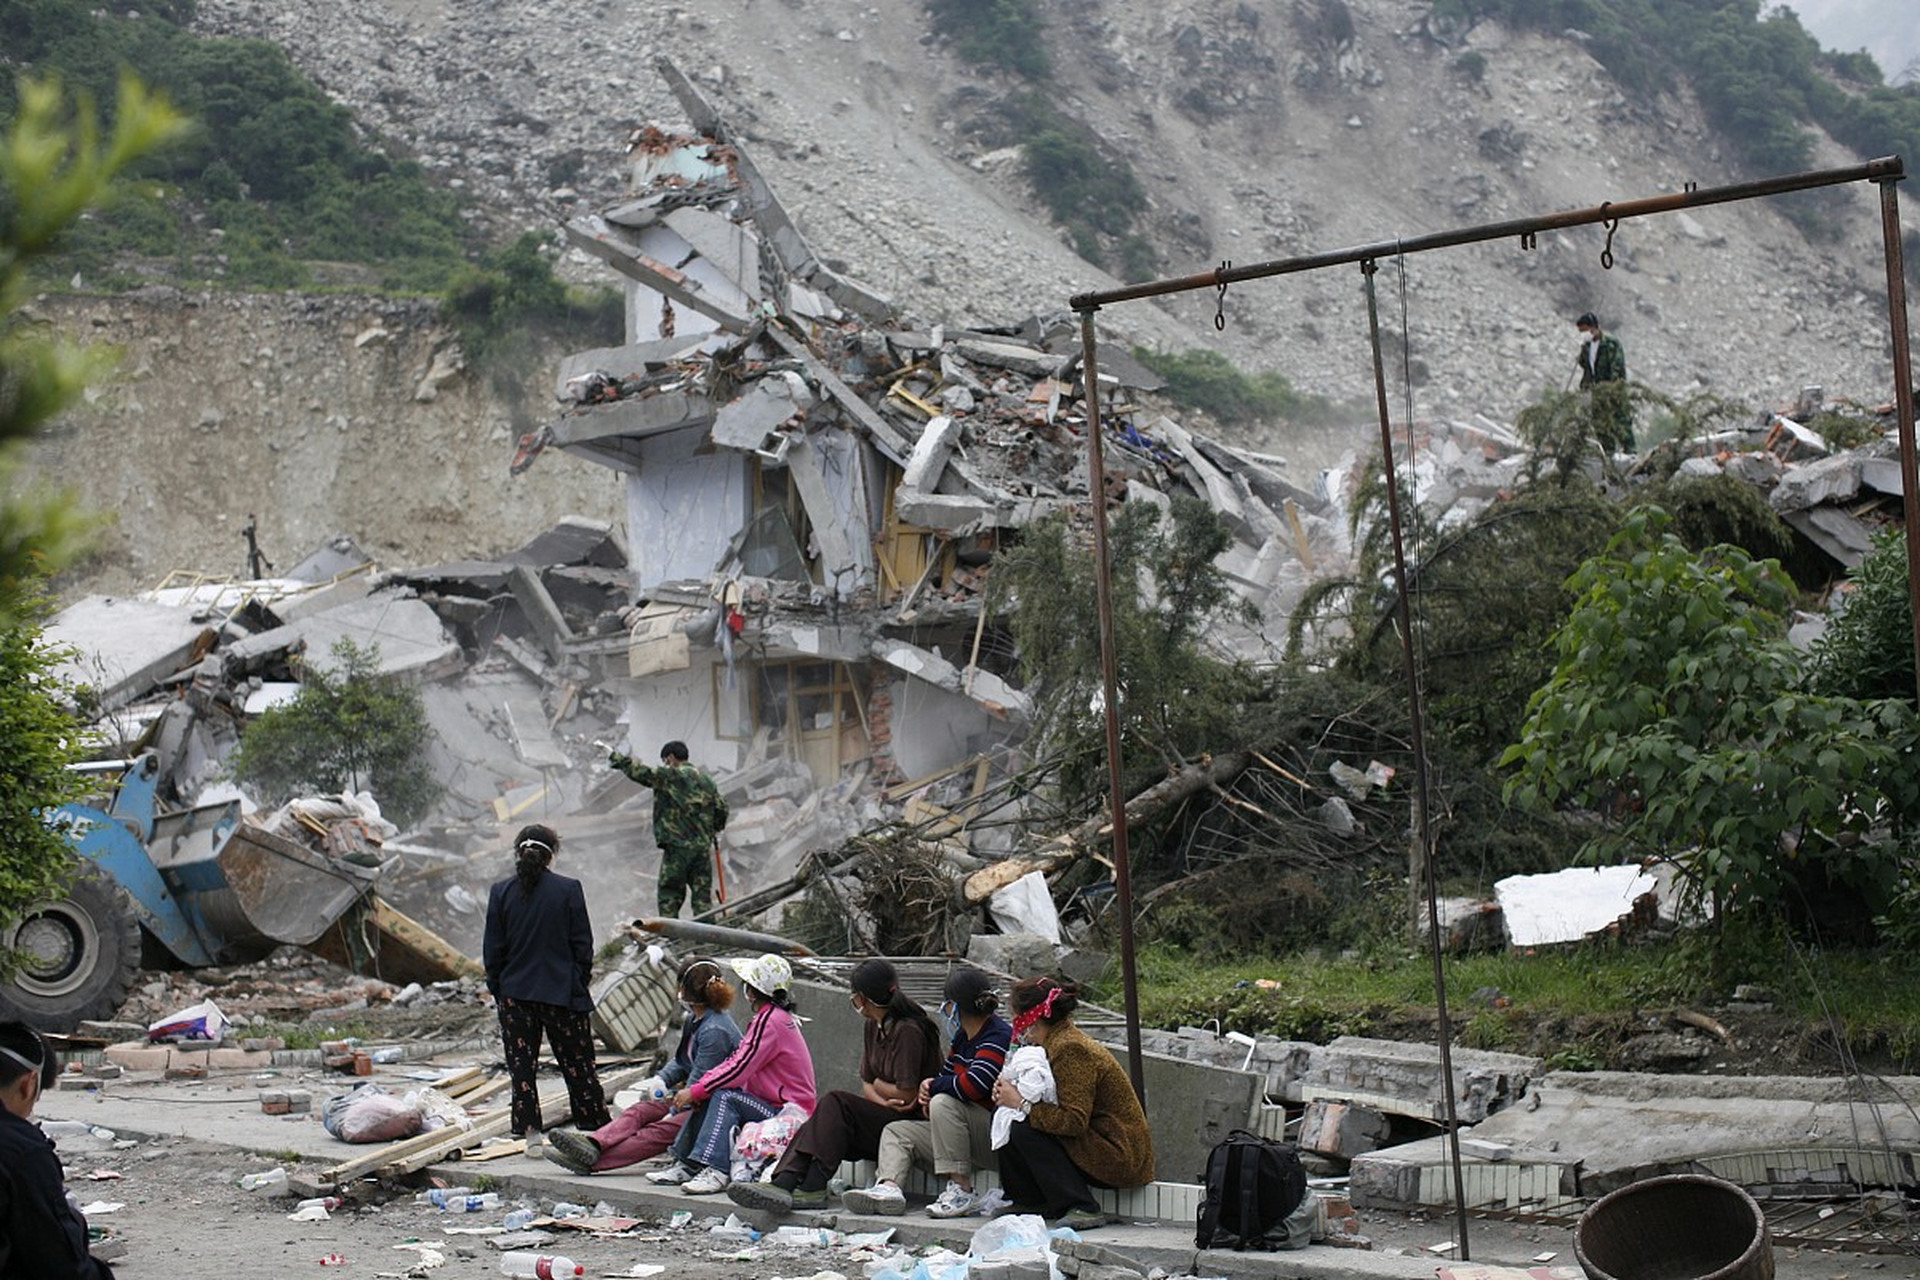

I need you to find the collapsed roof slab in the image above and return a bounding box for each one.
[764,326,912,462]
[1783,505,1879,567]
[874,637,1031,723]
[563,214,752,333]
[504,517,628,571]
[48,596,212,714]
[662,207,762,302]
[286,592,463,685]
[554,334,714,400]
[548,391,715,454]
[711,372,816,451]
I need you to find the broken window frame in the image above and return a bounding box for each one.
[734,658,868,779]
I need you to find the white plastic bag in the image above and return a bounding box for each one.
[987,873,1061,942]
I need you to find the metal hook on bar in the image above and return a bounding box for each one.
[1520,230,1537,251]
[1214,261,1232,331]
[1600,202,1619,269]
[1684,180,1698,193]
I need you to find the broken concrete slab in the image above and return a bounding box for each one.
[711,371,815,451]
[48,596,212,713]
[1350,1070,1920,1208]
[1300,1036,1539,1125]
[1494,865,1671,947]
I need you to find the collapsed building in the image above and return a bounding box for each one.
[39,60,1911,979]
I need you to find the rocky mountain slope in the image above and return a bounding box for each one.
[35,0,1912,590]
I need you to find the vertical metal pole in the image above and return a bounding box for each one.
[1361,260,1468,1258]
[1877,178,1920,704]
[1077,308,1147,1102]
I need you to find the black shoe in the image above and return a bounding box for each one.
[1053,1207,1113,1232]
[543,1128,600,1175]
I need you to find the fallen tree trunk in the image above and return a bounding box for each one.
[961,751,1251,903]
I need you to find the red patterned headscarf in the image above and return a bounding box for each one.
[1011,984,1063,1040]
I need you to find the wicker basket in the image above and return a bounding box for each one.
[1575,1175,1774,1280]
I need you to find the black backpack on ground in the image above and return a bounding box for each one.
[1195,1128,1310,1251]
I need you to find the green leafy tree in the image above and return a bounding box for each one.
[228,639,442,828]
[1502,509,1920,934]
[0,73,181,936]
[2,75,185,613]
[993,496,1259,799]
[0,590,92,948]
[1806,530,1918,705]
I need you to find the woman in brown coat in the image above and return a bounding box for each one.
[989,976,1154,1230]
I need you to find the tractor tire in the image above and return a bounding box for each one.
[0,869,143,1033]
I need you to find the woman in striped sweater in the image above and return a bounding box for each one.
[845,966,1012,1217]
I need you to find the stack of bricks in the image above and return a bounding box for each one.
[259,1088,314,1115]
[864,678,902,787]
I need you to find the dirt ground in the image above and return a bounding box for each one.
[60,1127,1918,1280]
[41,949,1919,1278]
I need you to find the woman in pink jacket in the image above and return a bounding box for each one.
[647,953,815,1195]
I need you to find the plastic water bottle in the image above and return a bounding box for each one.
[549,1200,588,1219]
[449,1192,500,1213]
[502,1207,537,1230]
[414,1186,473,1205]
[295,1196,344,1213]
[498,1251,582,1278]
[239,1168,289,1194]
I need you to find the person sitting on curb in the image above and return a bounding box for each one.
[988,976,1154,1232]
[544,956,742,1175]
[646,953,814,1195]
[0,1020,115,1279]
[843,965,1011,1217]
[726,958,940,1216]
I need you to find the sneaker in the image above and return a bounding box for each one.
[726,1180,793,1214]
[1052,1206,1112,1232]
[841,1182,906,1216]
[682,1166,731,1195]
[543,1129,600,1175]
[927,1180,980,1219]
[645,1160,698,1186]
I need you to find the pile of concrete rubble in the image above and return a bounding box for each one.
[44,59,1910,976]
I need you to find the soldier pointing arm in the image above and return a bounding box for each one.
[609,740,729,919]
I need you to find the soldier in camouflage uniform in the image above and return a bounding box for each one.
[610,740,730,917]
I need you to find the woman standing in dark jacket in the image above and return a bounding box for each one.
[483,824,611,1138]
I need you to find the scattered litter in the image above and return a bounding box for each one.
[287,1203,333,1222]
[392,1241,446,1270]
[1428,1240,1459,1254]
[319,1255,348,1267]
[1534,1252,1559,1263]
[616,1268,667,1279]
[78,1202,125,1215]
[668,1211,692,1230]
[86,1170,122,1180]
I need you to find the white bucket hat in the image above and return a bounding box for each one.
[727,953,793,996]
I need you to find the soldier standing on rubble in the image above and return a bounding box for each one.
[1574,311,1635,452]
[609,740,730,918]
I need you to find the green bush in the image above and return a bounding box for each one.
[228,638,442,828]
[1,1,472,291]
[1132,347,1335,426]
[925,0,1049,79]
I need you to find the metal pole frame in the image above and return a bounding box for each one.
[1067,155,1917,1251]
